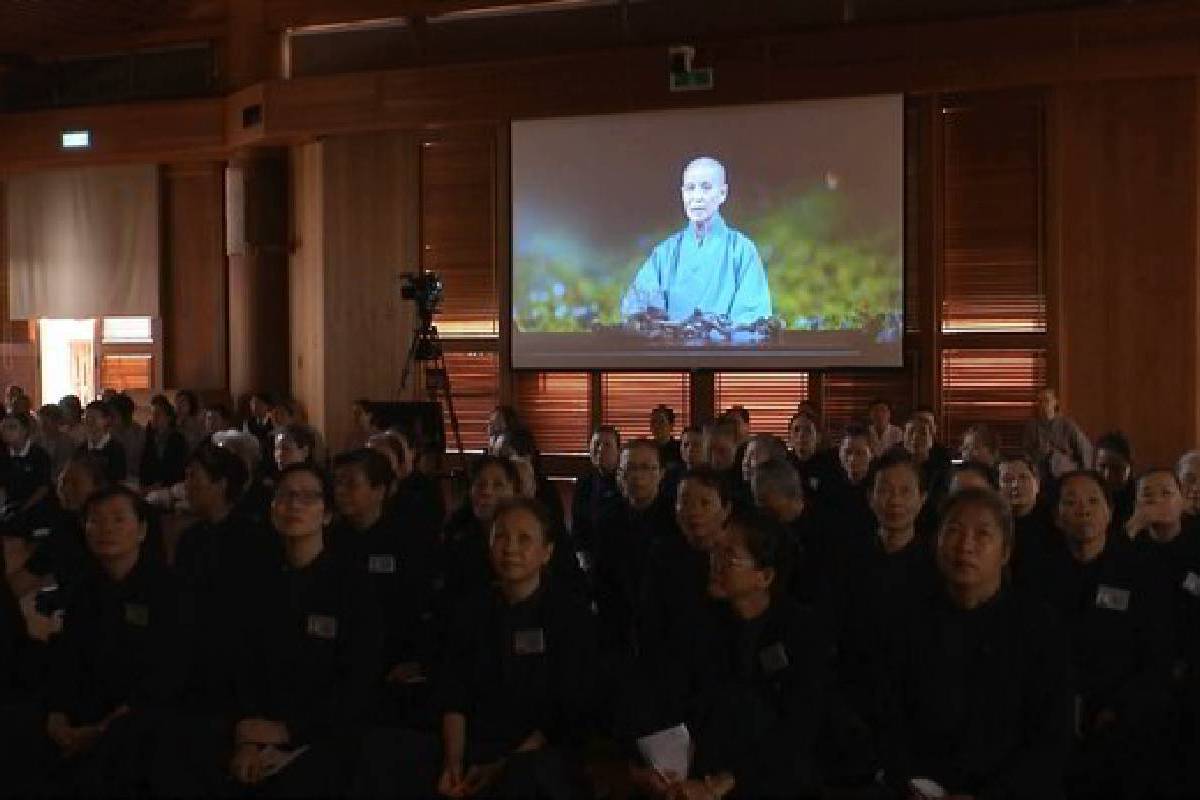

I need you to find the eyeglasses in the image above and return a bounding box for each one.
[710,550,757,570]
[273,489,324,507]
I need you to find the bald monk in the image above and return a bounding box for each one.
[621,156,772,325]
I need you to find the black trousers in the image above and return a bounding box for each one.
[149,712,360,799]
[353,727,585,800]
[18,708,163,799]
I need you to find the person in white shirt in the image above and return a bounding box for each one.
[867,397,904,457]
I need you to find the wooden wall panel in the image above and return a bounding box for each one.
[288,141,326,433]
[0,188,37,399]
[288,132,417,451]
[162,162,228,392]
[0,98,225,172]
[1053,77,1198,468]
[319,131,415,451]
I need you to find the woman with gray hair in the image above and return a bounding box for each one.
[877,487,1071,799]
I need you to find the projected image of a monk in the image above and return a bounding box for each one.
[620,156,771,325]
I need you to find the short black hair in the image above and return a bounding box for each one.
[592,425,622,448]
[870,449,927,494]
[723,405,751,424]
[367,432,408,473]
[273,397,299,417]
[275,462,335,509]
[998,451,1038,475]
[938,487,1015,552]
[679,466,733,507]
[1,413,32,433]
[83,483,151,525]
[963,423,999,455]
[788,412,818,431]
[150,394,177,423]
[1096,431,1133,464]
[1137,467,1182,492]
[85,400,114,420]
[64,451,114,490]
[490,405,523,431]
[747,433,788,464]
[712,417,740,439]
[492,496,556,544]
[186,443,250,503]
[276,424,317,457]
[496,427,539,459]
[1057,470,1113,510]
[470,454,520,489]
[174,389,200,417]
[37,404,64,424]
[868,396,891,411]
[953,461,997,489]
[333,448,395,490]
[111,393,136,423]
[204,403,233,424]
[725,506,792,596]
[682,424,704,437]
[621,438,662,465]
[650,405,676,425]
[842,423,870,443]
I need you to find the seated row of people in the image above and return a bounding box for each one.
[8,397,1200,799]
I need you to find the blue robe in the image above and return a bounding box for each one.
[620,213,771,325]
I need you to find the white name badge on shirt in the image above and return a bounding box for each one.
[306,614,339,640]
[124,603,150,628]
[759,642,790,674]
[576,551,593,572]
[758,642,787,671]
[31,527,51,540]
[513,627,546,656]
[1183,572,1200,598]
[367,554,396,574]
[1095,585,1131,612]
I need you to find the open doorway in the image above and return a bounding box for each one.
[39,319,95,404]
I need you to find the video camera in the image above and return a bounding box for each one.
[400,271,444,328]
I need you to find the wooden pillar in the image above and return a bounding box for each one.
[228,149,290,408]
[288,132,417,449]
[162,162,228,395]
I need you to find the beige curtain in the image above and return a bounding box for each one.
[6,164,159,319]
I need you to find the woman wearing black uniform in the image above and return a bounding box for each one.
[174,444,279,703]
[1125,469,1200,796]
[140,394,189,490]
[443,456,520,601]
[1021,470,1173,800]
[6,450,109,599]
[631,507,830,800]
[35,485,186,796]
[367,429,446,547]
[0,543,45,799]
[330,448,444,727]
[876,488,1071,799]
[150,444,280,796]
[0,412,55,539]
[224,463,381,797]
[356,497,598,799]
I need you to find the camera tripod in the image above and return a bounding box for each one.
[400,322,466,464]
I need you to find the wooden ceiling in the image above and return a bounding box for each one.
[0,0,1162,62]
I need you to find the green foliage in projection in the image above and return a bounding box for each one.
[513,184,901,333]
